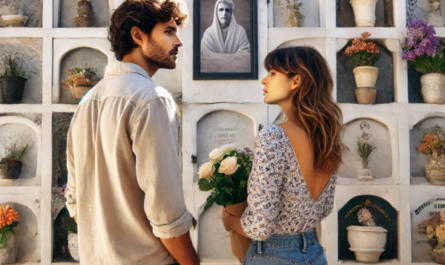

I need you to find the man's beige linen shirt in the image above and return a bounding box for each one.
[65,62,193,265]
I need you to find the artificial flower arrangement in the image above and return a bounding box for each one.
[401,18,445,104]
[417,209,445,263]
[0,205,19,263]
[417,126,445,185]
[197,144,252,263]
[345,32,381,104]
[63,67,100,101]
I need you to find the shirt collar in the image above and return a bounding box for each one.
[104,62,151,80]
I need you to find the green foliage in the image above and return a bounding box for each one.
[0,222,18,249]
[357,141,376,160]
[198,150,252,210]
[0,55,31,80]
[65,221,78,234]
[5,143,29,160]
[408,48,445,75]
[348,51,380,68]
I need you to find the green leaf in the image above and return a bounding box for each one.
[198,178,213,191]
[75,68,84,73]
[204,197,215,210]
[240,180,247,188]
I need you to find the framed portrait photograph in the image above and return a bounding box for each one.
[193,0,258,80]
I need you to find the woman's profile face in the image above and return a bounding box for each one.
[217,3,232,29]
[261,69,294,105]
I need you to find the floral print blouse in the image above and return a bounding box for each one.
[241,124,336,241]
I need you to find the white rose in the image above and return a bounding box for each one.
[198,162,215,179]
[219,157,239,175]
[221,144,236,153]
[209,148,224,163]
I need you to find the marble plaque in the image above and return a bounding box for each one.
[338,119,392,179]
[196,110,255,182]
[412,198,445,262]
[410,117,445,182]
[59,48,107,104]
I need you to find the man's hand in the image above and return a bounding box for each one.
[221,208,232,232]
[161,231,199,265]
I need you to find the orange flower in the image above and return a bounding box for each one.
[362,32,371,40]
[0,205,19,229]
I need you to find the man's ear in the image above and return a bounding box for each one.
[291,75,301,91]
[131,26,144,46]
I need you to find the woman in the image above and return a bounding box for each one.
[221,47,343,265]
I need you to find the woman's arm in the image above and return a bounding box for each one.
[221,208,249,237]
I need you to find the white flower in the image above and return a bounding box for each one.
[209,148,224,163]
[221,144,236,153]
[198,162,215,179]
[219,157,239,175]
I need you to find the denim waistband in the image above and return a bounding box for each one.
[254,230,317,249]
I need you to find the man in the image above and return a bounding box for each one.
[64,0,199,264]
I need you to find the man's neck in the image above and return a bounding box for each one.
[122,50,159,77]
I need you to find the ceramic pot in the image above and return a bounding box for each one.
[68,233,80,261]
[353,66,379,88]
[0,233,17,264]
[1,15,28,27]
[425,165,445,186]
[433,246,445,264]
[225,201,251,263]
[355,87,377,104]
[69,85,93,100]
[420,73,445,104]
[0,159,22,179]
[350,0,378,27]
[347,226,387,262]
[74,15,95,27]
[0,76,26,104]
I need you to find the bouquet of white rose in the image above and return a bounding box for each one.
[197,144,252,263]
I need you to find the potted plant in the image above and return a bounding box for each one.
[0,143,28,180]
[350,0,378,27]
[357,140,376,180]
[63,67,100,102]
[198,145,252,263]
[275,0,305,27]
[75,0,95,27]
[345,32,381,104]
[417,209,445,263]
[0,205,20,264]
[0,55,31,104]
[417,127,445,185]
[402,18,445,104]
[348,207,388,262]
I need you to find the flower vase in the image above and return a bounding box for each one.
[68,233,80,261]
[347,226,387,262]
[433,246,445,264]
[0,233,17,264]
[420,73,445,104]
[425,151,445,185]
[350,0,378,27]
[225,201,251,263]
[358,159,373,180]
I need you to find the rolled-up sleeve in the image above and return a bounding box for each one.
[65,124,77,217]
[240,130,283,241]
[132,97,192,239]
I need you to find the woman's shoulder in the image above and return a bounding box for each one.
[255,124,286,147]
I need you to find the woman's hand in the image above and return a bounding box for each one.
[221,208,232,232]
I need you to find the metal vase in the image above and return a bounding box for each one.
[0,76,26,104]
[420,73,445,104]
[0,159,22,180]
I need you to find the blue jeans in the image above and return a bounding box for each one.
[243,230,327,265]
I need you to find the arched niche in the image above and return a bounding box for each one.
[196,110,255,183]
[0,116,41,186]
[55,0,112,27]
[0,0,42,27]
[338,118,392,179]
[58,47,107,103]
[338,195,398,261]
[337,0,394,27]
[337,40,394,104]
[53,208,77,262]
[52,113,74,188]
[0,198,41,263]
[407,0,445,26]
[197,203,234,260]
[0,39,42,103]
[52,39,114,103]
[410,116,445,183]
[272,0,320,27]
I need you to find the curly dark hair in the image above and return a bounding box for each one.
[108,0,188,61]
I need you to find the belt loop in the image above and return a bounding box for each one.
[257,241,262,254]
[301,233,307,253]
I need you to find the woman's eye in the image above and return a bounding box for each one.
[166,30,171,34]
[270,72,275,76]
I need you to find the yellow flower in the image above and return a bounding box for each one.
[198,162,215,179]
[219,157,239,175]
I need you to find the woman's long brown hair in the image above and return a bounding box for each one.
[265,47,343,172]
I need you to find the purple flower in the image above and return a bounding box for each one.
[403,18,442,62]
[60,184,66,195]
